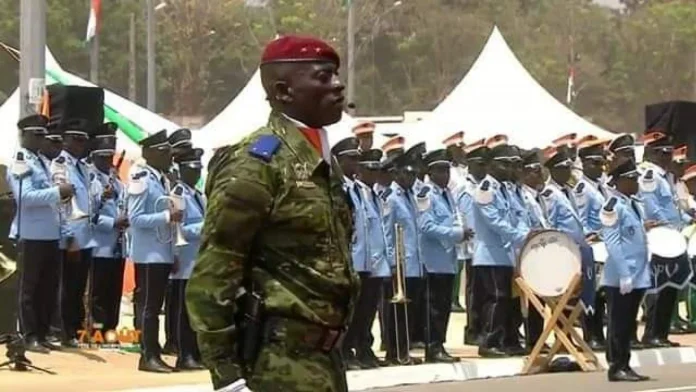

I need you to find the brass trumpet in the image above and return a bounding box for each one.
[50,156,88,221]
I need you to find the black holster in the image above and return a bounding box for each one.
[236,290,265,377]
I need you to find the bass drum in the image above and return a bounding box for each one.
[648,226,687,259]
[517,230,582,298]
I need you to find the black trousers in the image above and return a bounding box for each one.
[91,257,125,332]
[344,273,382,354]
[17,239,60,340]
[643,287,678,341]
[582,288,606,343]
[606,287,645,373]
[424,273,454,348]
[525,298,544,348]
[165,281,177,349]
[168,279,199,359]
[406,277,425,345]
[60,249,93,340]
[134,263,172,358]
[465,259,482,343]
[476,265,513,350]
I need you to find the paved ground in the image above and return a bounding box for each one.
[367,363,696,392]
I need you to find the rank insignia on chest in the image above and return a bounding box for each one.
[627,226,635,237]
[293,162,311,181]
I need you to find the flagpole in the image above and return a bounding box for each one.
[346,0,356,115]
[90,34,99,83]
[19,0,46,118]
[146,0,156,112]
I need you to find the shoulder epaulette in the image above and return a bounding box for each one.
[381,187,393,201]
[575,182,586,194]
[643,169,654,181]
[248,134,282,163]
[480,180,490,191]
[603,197,618,212]
[417,186,430,198]
[600,196,619,226]
[475,180,494,205]
[541,188,553,198]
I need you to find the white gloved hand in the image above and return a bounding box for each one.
[619,277,633,295]
[216,379,253,392]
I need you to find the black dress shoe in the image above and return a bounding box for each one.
[355,350,380,369]
[588,340,606,352]
[630,340,645,350]
[451,303,466,313]
[478,347,508,358]
[625,367,650,381]
[464,335,480,346]
[39,339,61,351]
[642,338,669,348]
[504,345,528,356]
[663,339,680,347]
[61,338,80,349]
[162,342,178,355]
[25,338,50,354]
[46,334,61,343]
[138,356,175,373]
[175,356,205,371]
[608,369,644,382]
[410,341,426,350]
[426,348,459,363]
[345,357,362,371]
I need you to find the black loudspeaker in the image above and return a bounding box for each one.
[645,101,696,161]
[46,85,105,132]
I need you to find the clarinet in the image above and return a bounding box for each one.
[113,189,125,259]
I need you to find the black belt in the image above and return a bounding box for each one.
[264,316,346,353]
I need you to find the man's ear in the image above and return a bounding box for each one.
[273,80,292,103]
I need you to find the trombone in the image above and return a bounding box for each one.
[50,156,88,221]
[391,223,410,363]
[154,179,188,247]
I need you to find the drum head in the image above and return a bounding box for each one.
[648,227,687,259]
[518,230,582,298]
[591,242,608,264]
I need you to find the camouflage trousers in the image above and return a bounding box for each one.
[247,341,349,392]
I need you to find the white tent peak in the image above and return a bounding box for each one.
[416,25,613,149]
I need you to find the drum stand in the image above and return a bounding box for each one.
[515,274,601,375]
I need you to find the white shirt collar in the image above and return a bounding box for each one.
[282,114,332,163]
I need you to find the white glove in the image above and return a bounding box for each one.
[216,379,253,392]
[619,277,633,295]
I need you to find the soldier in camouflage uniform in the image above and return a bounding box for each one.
[186,35,359,392]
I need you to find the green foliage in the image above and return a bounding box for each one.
[0,0,694,135]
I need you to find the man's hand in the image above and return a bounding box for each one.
[170,209,184,223]
[101,186,115,200]
[65,237,80,260]
[115,216,129,230]
[585,232,599,243]
[463,228,474,241]
[59,183,74,199]
[644,220,661,230]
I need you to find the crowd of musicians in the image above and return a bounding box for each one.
[8,105,206,373]
[9,96,696,381]
[337,124,696,383]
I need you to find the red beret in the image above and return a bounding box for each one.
[261,35,340,67]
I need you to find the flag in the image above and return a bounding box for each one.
[85,0,102,42]
[566,65,575,105]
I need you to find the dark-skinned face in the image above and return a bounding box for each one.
[490,159,513,182]
[338,154,360,179]
[93,154,114,173]
[523,165,544,190]
[617,177,639,196]
[671,161,687,177]
[40,138,63,159]
[395,168,417,189]
[647,148,673,169]
[266,62,345,128]
[613,149,635,163]
[180,165,201,188]
[550,166,572,185]
[143,145,172,172]
[360,167,379,186]
[467,160,487,181]
[687,178,696,195]
[447,146,466,165]
[429,164,450,189]
[582,157,605,181]
[64,134,90,159]
[377,170,393,186]
[20,132,45,152]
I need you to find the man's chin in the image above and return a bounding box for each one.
[321,110,343,127]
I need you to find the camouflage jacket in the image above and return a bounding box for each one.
[186,111,359,388]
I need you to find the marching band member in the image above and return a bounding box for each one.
[332,137,368,371]
[472,138,530,358]
[443,131,467,313]
[57,118,98,348]
[519,149,547,348]
[168,147,206,370]
[457,138,488,345]
[574,136,610,351]
[8,114,73,353]
[353,148,390,369]
[127,130,181,373]
[672,146,696,333]
[600,158,651,382]
[353,121,376,151]
[163,127,193,356]
[89,123,129,336]
[638,130,686,348]
[377,136,405,196]
[552,133,581,187]
[417,148,470,362]
[383,151,423,365]
[607,134,637,163]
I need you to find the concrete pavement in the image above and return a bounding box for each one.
[366,363,696,392]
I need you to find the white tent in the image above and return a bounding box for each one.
[403,26,614,150]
